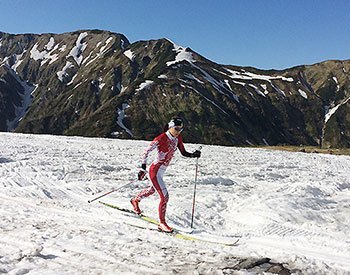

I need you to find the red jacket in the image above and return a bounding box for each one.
[141,131,191,168]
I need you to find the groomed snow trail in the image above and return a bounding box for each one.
[0,132,349,274]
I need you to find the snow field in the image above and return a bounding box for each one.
[0,132,349,274]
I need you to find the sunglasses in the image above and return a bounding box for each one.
[174,126,184,132]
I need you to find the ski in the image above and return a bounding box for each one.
[99,201,159,225]
[99,201,240,246]
[123,220,239,246]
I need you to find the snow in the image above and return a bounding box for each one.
[261,84,269,94]
[45,37,55,51]
[123,49,135,61]
[68,32,88,66]
[166,39,195,66]
[0,132,350,274]
[298,89,308,99]
[224,80,240,102]
[135,80,153,91]
[116,103,133,137]
[67,74,78,86]
[11,51,26,72]
[99,37,113,56]
[4,66,37,131]
[332,76,340,92]
[324,97,350,123]
[30,39,60,66]
[83,38,114,66]
[184,73,204,84]
[271,82,286,97]
[56,61,74,82]
[120,39,126,50]
[224,68,294,83]
[248,83,266,97]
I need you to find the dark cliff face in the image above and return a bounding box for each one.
[0,30,349,148]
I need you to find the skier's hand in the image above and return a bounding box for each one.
[191,150,201,158]
[138,164,147,180]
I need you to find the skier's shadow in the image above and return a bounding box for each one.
[38,254,58,260]
[0,157,13,163]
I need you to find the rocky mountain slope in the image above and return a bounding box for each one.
[0,30,349,147]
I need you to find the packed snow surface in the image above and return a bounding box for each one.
[0,133,350,274]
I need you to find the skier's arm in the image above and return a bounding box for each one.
[141,138,159,166]
[137,138,158,180]
[177,136,201,158]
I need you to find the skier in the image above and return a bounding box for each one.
[131,116,201,232]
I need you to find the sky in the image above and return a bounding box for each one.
[1,0,349,70]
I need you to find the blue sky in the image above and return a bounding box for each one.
[1,0,349,69]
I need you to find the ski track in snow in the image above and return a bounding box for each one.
[0,133,350,274]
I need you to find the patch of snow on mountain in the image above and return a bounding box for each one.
[11,51,26,72]
[166,39,195,66]
[30,41,60,66]
[123,49,135,61]
[332,76,340,92]
[325,97,350,123]
[271,82,286,97]
[68,32,88,66]
[261,84,269,94]
[98,77,105,91]
[83,38,113,66]
[224,80,240,102]
[298,89,308,99]
[225,68,294,83]
[57,61,74,82]
[184,73,204,84]
[249,84,266,97]
[121,38,126,49]
[121,85,128,93]
[59,44,66,52]
[45,37,55,51]
[117,103,133,137]
[67,74,78,86]
[99,37,113,56]
[158,74,168,79]
[191,63,231,97]
[5,67,37,130]
[136,80,153,91]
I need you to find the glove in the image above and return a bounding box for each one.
[191,150,201,158]
[138,164,147,180]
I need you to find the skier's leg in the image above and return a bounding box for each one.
[149,165,172,232]
[131,185,155,214]
[135,185,155,201]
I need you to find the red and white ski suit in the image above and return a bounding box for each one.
[135,131,191,223]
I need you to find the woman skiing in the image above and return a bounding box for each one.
[131,116,201,232]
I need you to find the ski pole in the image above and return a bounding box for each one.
[190,146,202,228]
[88,178,143,203]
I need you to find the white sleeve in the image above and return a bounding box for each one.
[141,139,158,165]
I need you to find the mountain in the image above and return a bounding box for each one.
[0,30,349,148]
